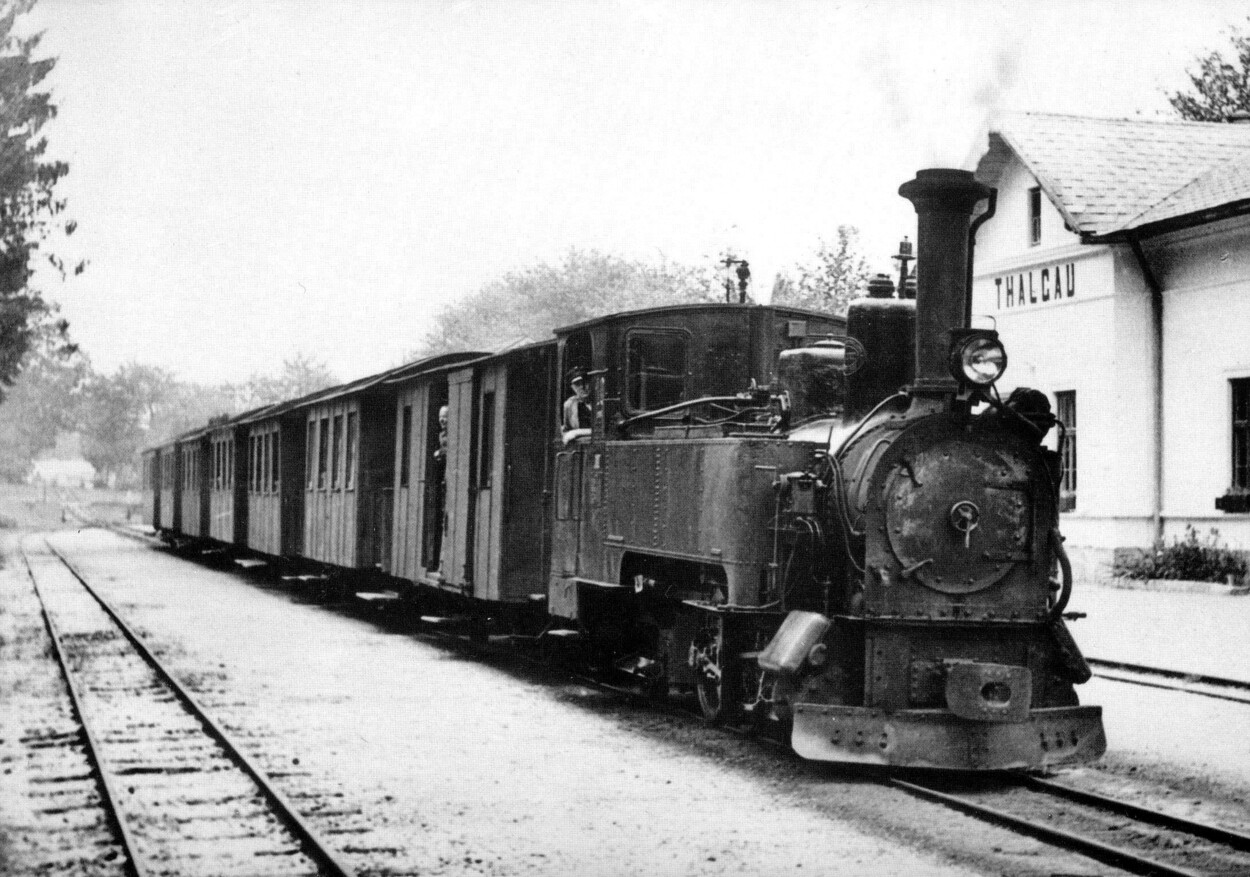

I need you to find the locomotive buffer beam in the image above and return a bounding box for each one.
[791,703,1105,771]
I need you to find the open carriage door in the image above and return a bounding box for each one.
[441,367,476,593]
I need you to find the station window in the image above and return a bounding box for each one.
[1233,379,1250,490]
[345,412,357,490]
[1028,186,1042,246]
[479,392,495,488]
[399,405,413,488]
[625,329,689,412]
[1056,391,1076,511]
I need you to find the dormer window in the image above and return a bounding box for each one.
[1028,186,1042,246]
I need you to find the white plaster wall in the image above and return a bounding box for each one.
[1148,218,1250,549]
[972,154,1157,554]
[975,159,1081,266]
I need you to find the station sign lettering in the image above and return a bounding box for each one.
[993,262,1076,310]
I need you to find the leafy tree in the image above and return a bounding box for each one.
[772,226,869,315]
[239,352,338,407]
[1168,18,1250,121]
[414,249,717,357]
[0,316,87,480]
[79,364,179,485]
[0,0,80,397]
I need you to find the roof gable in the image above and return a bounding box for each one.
[976,112,1250,239]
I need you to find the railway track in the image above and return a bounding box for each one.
[1088,657,1250,706]
[68,528,1250,877]
[892,773,1250,877]
[19,536,357,877]
[395,603,1250,876]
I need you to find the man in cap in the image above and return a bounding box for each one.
[562,368,592,442]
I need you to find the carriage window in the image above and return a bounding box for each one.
[399,405,413,488]
[306,421,316,488]
[1056,391,1076,511]
[479,392,495,488]
[331,414,343,489]
[625,330,689,412]
[270,430,281,492]
[264,432,274,494]
[345,412,357,490]
[318,417,330,489]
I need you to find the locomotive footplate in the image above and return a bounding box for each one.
[790,704,1106,770]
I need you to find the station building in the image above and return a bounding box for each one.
[970,112,1250,577]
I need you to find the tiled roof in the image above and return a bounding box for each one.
[976,112,1250,239]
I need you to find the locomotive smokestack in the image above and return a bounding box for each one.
[898,168,992,396]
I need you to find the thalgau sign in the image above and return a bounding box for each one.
[992,262,1077,310]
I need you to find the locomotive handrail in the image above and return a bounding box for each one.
[1049,527,1073,619]
[616,393,770,431]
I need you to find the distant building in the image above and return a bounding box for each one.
[29,458,96,488]
[30,433,96,488]
[972,112,1250,577]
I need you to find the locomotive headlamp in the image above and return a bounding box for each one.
[949,330,1007,387]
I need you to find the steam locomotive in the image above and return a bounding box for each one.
[143,169,1106,771]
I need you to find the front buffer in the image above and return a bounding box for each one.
[791,702,1106,771]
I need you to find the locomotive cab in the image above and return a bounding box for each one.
[547,303,843,709]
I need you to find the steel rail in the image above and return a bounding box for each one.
[20,542,148,877]
[117,532,1242,875]
[1088,657,1250,704]
[40,537,358,877]
[1024,776,1250,852]
[889,778,1204,877]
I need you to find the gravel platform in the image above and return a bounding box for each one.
[2,528,1142,876]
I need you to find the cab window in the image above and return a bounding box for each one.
[625,329,688,412]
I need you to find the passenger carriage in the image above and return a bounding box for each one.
[156,438,181,534]
[176,430,211,540]
[238,403,308,560]
[206,413,256,546]
[388,343,555,613]
[291,353,481,576]
[140,447,160,529]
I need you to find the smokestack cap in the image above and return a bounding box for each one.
[898,168,992,215]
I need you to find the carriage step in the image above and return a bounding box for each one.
[235,558,267,569]
[200,548,225,556]
[356,590,402,603]
[282,574,330,583]
[419,615,473,626]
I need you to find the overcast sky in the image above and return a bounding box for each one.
[25,0,1250,384]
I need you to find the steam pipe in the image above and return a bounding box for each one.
[897,169,992,397]
[965,189,997,326]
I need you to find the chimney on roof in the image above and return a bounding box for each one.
[1227,111,1250,124]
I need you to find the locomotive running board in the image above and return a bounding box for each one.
[791,704,1106,770]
